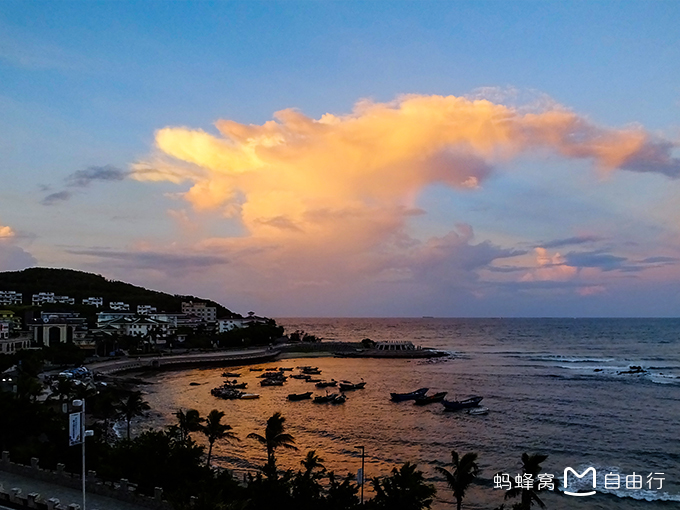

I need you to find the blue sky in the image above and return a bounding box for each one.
[1,1,679,316]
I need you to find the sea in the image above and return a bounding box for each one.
[140,318,680,510]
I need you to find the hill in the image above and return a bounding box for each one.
[0,267,240,318]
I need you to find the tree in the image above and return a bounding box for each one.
[504,453,549,510]
[435,450,480,510]
[119,391,150,440]
[369,462,436,510]
[202,409,238,467]
[247,411,297,475]
[174,408,204,444]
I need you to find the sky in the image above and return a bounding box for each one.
[1,1,680,317]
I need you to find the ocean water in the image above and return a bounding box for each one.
[141,318,680,509]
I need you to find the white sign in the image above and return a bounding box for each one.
[69,412,82,446]
[357,468,364,485]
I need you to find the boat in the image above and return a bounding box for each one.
[331,394,347,404]
[339,380,366,391]
[279,367,293,371]
[249,368,263,372]
[313,393,339,403]
[240,393,260,400]
[413,391,447,406]
[287,391,313,401]
[305,378,322,383]
[467,406,488,415]
[390,387,429,402]
[302,367,322,375]
[441,396,483,411]
[222,372,241,378]
[290,374,310,380]
[260,379,285,386]
[315,379,337,388]
[211,387,243,400]
[223,381,248,389]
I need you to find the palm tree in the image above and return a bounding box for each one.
[371,462,436,510]
[202,409,238,467]
[301,449,325,478]
[175,408,204,443]
[436,450,480,510]
[247,411,297,473]
[119,391,150,440]
[504,453,549,509]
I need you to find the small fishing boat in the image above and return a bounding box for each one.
[240,393,260,400]
[441,396,483,411]
[339,380,366,391]
[211,387,243,400]
[287,391,313,401]
[223,381,248,389]
[413,391,447,406]
[249,368,263,372]
[315,379,337,388]
[290,374,309,380]
[331,394,347,404]
[390,387,429,402]
[279,367,293,371]
[313,393,339,403]
[222,372,241,378]
[302,367,322,375]
[467,407,489,415]
[260,379,285,386]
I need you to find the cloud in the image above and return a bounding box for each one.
[562,250,628,271]
[125,93,680,312]
[67,248,229,273]
[0,221,36,271]
[41,165,129,205]
[66,165,129,187]
[41,191,72,205]
[540,235,603,249]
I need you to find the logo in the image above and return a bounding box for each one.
[563,467,596,497]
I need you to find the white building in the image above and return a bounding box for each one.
[109,302,130,311]
[54,295,75,305]
[217,318,246,333]
[137,305,157,315]
[32,292,55,305]
[82,297,104,307]
[97,311,135,323]
[181,301,217,322]
[0,322,8,340]
[0,291,22,305]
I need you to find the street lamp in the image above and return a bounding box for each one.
[354,445,365,505]
[71,399,93,510]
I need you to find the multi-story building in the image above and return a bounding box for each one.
[137,305,157,315]
[54,295,75,305]
[0,291,22,305]
[82,297,104,307]
[181,301,217,322]
[109,302,130,311]
[30,312,88,346]
[32,292,55,306]
[217,318,246,332]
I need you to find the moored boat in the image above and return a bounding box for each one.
[222,371,241,378]
[288,391,313,401]
[240,393,260,399]
[441,396,483,411]
[339,380,365,391]
[390,387,429,402]
[413,391,447,405]
[467,406,488,415]
[315,379,337,388]
[313,393,339,403]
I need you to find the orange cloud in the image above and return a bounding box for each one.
[521,248,578,282]
[0,224,15,238]
[127,94,679,307]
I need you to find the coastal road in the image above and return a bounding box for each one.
[86,347,278,375]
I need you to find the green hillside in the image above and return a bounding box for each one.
[0,267,240,318]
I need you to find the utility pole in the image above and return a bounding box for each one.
[355,445,365,505]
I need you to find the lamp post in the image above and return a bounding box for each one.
[355,445,365,505]
[71,399,93,510]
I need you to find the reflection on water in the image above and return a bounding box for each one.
[138,319,680,510]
